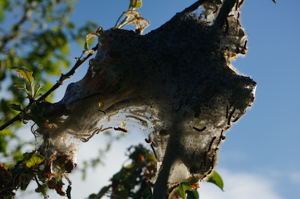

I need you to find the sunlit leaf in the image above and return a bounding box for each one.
[23,151,44,168]
[176,182,192,199]
[7,103,23,112]
[130,0,142,9]
[11,67,34,87]
[207,171,224,191]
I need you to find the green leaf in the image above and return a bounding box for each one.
[34,84,43,98]
[11,67,34,87]
[97,186,110,199]
[186,190,199,199]
[207,171,224,191]
[11,67,35,97]
[216,0,222,4]
[23,151,45,168]
[113,170,121,179]
[130,0,142,9]
[8,103,23,111]
[176,182,192,199]
[13,84,26,90]
[0,135,7,153]
[272,0,276,3]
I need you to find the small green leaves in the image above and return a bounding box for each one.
[130,0,142,9]
[8,104,23,112]
[176,182,192,199]
[23,151,45,168]
[176,182,200,199]
[34,84,43,98]
[11,67,44,100]
[207,171,224,191]
[11,67,34,87]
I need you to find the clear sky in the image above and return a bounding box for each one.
[7,0,300,198]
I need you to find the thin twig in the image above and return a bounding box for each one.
[0,44,99,131]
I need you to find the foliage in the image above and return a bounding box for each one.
[87,145,223,199]
[176,182,199,199]
[0,0,98,166]
[207,171,224,191]
[23,151,44,168]
[87,144,157,199]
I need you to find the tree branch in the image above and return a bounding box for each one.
[0,44,98,131]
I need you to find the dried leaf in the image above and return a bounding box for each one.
[84,33,98,53]
[117,10,150,34]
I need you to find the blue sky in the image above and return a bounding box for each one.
[4,0,300,198]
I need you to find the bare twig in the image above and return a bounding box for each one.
[0,44,98,131]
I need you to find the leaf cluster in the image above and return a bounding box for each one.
[0,0,98,167]
[88,144,156,199]
[115,0,150,35]
[0,150,76,199]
